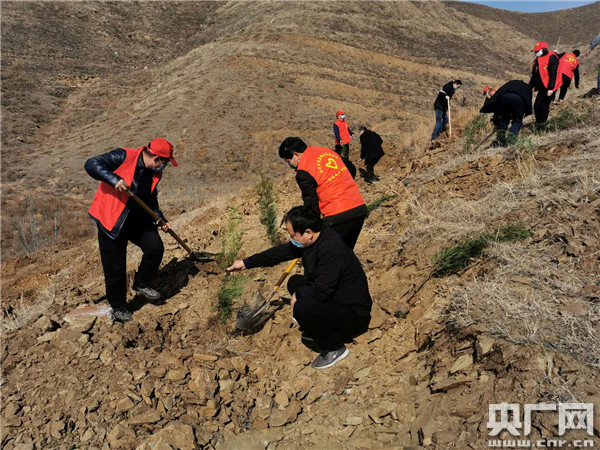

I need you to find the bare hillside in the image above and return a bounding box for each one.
[2,1,598,256]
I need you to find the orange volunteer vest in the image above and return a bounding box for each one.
[334,119,352,145]
[89,147,162,232]
[558,53,579,80]
[297,146,365,217]
[534,51,563,92]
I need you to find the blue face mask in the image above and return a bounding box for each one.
[290,238,307,248]
[153,164,167,173]
[340,115,346,119]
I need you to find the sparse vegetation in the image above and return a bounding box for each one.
[215,275,246,323]
[433,236,488,277]
[532,109,586,134]
[486,224,532,243]
[463,114,489,153]
[256,173,281,245]
[366,194,396,216]
[514,134,536,154]
[218,207,244,269]
[433,224,532,277]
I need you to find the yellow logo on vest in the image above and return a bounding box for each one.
[316,151,347,182]
[325,158,338,170]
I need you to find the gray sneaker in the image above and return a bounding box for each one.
[134,286,161,300]
[112,309,133,323]
[311,346,349,370]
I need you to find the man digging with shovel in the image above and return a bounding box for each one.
[85,138,178,323]
[227,206,372,370]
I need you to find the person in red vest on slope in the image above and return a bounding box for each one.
[84,138,178,322]
[278,137,367,249]
[333,110,354,159]
[556,50,580,102]
[529,41,562,125]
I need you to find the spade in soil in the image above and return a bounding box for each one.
[236,258,299,331]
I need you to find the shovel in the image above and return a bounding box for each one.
[236,258,300,331]
[447,97,452,139]
[125,188,215,262]
[472,129,496,152]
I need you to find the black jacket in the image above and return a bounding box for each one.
[434,81,456,112]
[84,149,166,239]
[359,129,385,165]
[480,80,533,116]
[530,49,560,91]
[243,226,372,315]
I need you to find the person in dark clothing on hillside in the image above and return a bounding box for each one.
[358,126,385,184]
[529,41,561,125]
[480,80,533,147]
[431,79,462,140]
[556,50,580,101]
[279,137,367,249]
[585,32,600,95]
[227,206,372,370]
[85,138,178,322]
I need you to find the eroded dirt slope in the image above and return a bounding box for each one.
[2,95,600,448]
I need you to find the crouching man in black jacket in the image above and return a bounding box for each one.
[227,206,372,370]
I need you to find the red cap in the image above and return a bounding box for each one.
[532,41,548,52]
[148,138,178,167]
[336,110,345,116]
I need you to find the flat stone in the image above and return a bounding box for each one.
[193,353,218,362]
[136,422,196,450]
[476,335,495,358]
[128,409,162,425]
[449,354,473,374]
[344,416,363,426]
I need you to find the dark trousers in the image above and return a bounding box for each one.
[97,222,164,309]
[365,155,382,180]
[558,74,572,101]
[328,215,365,250]
[495,92,525,145]
[534,89,555,124]
[338,144,350,159]
[288,275,370,351]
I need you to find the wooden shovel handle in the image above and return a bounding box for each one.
[125,188,194,256]
[265,258,300,301]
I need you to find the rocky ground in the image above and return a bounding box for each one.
[2,95,600,448]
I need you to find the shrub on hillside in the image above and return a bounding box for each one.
[218,207,244,269]
[463,114,489,153]
[433,224,532,277]
[367,194,396,216]
[215,274,246,323]
[256,173,281,245]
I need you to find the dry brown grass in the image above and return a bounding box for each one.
[446,242,600,366]
[0,286,56,334]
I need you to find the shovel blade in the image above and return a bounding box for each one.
[191,251,216,262]
[236,291,270,330]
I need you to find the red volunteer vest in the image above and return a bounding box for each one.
[297,146,365,217]
[533,50,563,92]
[558,53,579,80]
[334,119,352,144]
[89,147,162,232]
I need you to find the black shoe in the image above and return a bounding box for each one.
[134,286,161,300]
[112,308,133,323]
